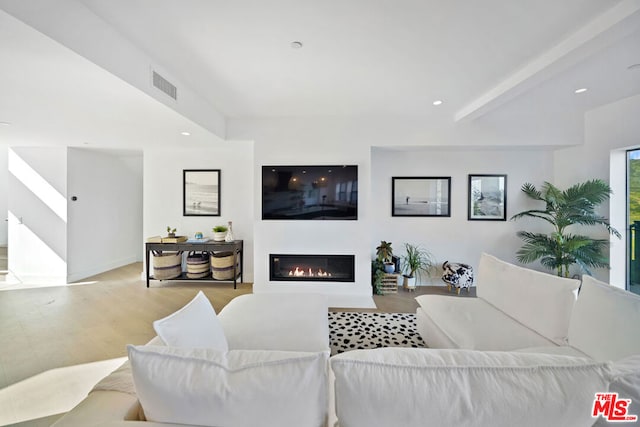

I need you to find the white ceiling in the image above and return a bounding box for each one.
[1,0,640,149]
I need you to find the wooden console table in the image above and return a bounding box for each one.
[145,240,243,289]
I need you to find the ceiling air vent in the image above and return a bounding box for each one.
[152,70,177,100]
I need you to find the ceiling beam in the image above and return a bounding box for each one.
[455,0,640,122]
[0,0,227,139]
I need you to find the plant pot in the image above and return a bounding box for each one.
[383,262,395,273]
[403,275,416,290]
[167,233,176,238]
[213,231,226,242]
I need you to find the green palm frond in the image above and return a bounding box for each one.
[520,183,544,201]
[511,179,620,276]
[564,179,612,206]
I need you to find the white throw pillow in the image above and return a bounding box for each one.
[569,275,640,361]
[152,291,228,351]
[476,253,580,344]
[127,345,328,427]
[330,347,612,427]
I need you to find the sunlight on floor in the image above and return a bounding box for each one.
[0,279,99,291]
[0,357,126,426]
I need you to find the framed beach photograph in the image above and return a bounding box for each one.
[392,177,451,217]
[468,174,507,221]
[183,169,221,216]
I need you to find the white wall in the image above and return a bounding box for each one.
[8,147,68,283]
[143,143,254,281]
[371,147,555,281]
[227,118,560,306]
[67,148,143,282]
[554,93,640,286]
[250,127,373,306]
[0,146,7,246]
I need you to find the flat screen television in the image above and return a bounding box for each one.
[262,165,358,220]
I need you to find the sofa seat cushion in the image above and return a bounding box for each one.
[218,293,330,353]
[331,347,612,427]
[476,253,580,345]
[568,275,640,361]
[128,345,329,427]
[416,295,556,350]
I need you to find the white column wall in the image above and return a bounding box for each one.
[67,148,143,282]
[554,93,640,286]
[0,146,7,246]
[8,146,68,283]
[143,143,254,281]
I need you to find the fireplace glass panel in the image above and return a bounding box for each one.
[270,254,355,282]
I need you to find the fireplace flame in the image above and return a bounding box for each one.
[288,267,333,277]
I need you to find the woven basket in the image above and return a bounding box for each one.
[186,252,211,279]
[211,251,238,280]
[153,252,182,280]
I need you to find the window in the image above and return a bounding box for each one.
[627,149,640,294]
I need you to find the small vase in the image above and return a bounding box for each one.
[383,262,395,273]
[225,221,234,242]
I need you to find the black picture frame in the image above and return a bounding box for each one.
[183,169,221,216]
[392,177,451,217]
[468,174,507,221]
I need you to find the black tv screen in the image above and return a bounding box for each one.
[262,165,358,220]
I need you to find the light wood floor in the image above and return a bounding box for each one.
[0,261,474,426]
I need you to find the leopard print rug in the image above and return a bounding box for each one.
[328,311,426,356]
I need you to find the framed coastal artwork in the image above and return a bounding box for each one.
[183,169,221,216]
[468,174,507,221]
[392,177,451,217]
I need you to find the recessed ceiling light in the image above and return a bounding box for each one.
[628,63,640,71]
[0,121,11,126]
[181,131,191,136]
[432,100,443,106]
[291,41,303,49]
[574,88,588,94]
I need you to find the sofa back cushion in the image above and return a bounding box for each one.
[477,253,580,344]
[568,275,640,361]
[330,347,611,427]
[128,345,328,427]
[152,291,228,351]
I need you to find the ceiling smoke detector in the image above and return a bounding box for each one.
[291,41,303,49]
[628,63,640,71]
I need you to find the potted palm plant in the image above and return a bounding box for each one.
[510,179,621,277]
[375,240,395,273]
[401,243,435,290]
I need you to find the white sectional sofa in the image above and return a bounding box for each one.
[52,292,333,427]
[416,253,640,361]
[52,254,640,427]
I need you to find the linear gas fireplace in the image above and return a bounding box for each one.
[270,254,355,282]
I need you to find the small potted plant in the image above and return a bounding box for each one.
[212,225,228,242]
[401,243,435,290]
[166,226,177,238]
[375,240,395,273]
